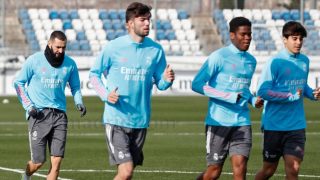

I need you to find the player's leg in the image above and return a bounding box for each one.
[130,128,147,167]
[255,161,279,180]
[47,109,67,180]
[255,130,282,180]
[197,125,231,180]
[22,160,43,180]
[47,156,63,180]
[230,155,248,180]
[229,126,252,180]
[105,124,135,180]
[23,111,51,178]
[283,129,305,180]
[115,128,147,180]
[283,155,301,180]
[196,164,223,180]
[115,162,134,180]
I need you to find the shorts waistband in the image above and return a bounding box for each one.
[43,108,65,113]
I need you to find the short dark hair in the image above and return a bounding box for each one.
[49,30,67,41]
[125,2,152,23]
[229,17,251,33]
[282,21,307,38]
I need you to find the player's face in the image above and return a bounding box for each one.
[129,14,151,37]
[283,35,304,54]
[230,26,252,51]
[48,38,66,58]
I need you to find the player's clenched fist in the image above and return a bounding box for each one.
[313,87,320,100]
[164,64,175,82]
[297,89,302,96]
[255,96,264,108]
[108,87,119,104]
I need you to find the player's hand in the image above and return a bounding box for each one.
[255,96,264,108]
[76,104,86,117]
[164,64,175,82]
[313,87,320,100]
[289,90,302,101]
[297,89,302,96]
[108,87,119,104]
[236,93,242,103]
[28,106,38,118]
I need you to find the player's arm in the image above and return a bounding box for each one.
[243,62,264,108]
[303,66,318,100]
[192,59,238,104]
[304,84,319,100]
[153,49,173,90]
[257,60,300,103]
[89,47,111,102]
[13,58,35,111]
[68,62,86,116]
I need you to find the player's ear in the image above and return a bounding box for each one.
[283,37,288,43]
[127,19,134,28]
[125,22,129,30]
[230,32,235,40]
[47,39,52,48]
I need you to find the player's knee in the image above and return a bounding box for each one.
[286,165,300,177]
[118,170,133,180]
[29,161,44,171]
[262,167,276,179]
[233,162,247,172]
[233,166,247,178]
[117,166,134,180]
[283,160,300,178]
[292,162,300,172]
[204,166,222,180]
[255,169,274,180]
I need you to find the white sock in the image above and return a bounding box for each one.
[22,172,31,180]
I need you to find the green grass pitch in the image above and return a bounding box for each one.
[0,96,320,179]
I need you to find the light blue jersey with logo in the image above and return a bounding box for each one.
[192,44,257,126]
[14,52,83,115]
[89,35,172,128]
[257,49,315,131]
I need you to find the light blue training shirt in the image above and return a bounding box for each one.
[192,44,257,127]
[89,35,172,128]
[257,49,316,131]
[14,52,83,115]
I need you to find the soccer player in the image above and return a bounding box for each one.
[89,2,174,180]
[192,16,264,180]
[14,30,86,180]
[255,21,320,180]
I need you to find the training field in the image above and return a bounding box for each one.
[1,96,320,180]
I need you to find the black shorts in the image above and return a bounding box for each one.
[263,129,306,162]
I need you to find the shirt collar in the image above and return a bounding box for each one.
[228,44,246,55]
[281,48,300,59]
[126,34,145,46]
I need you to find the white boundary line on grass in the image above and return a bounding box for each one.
[0,166,73,180]
[3,132,320,137]
[152,132,320,136]
[1,166,320,178]
[41,169,320,178]
[1,120,320,125]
